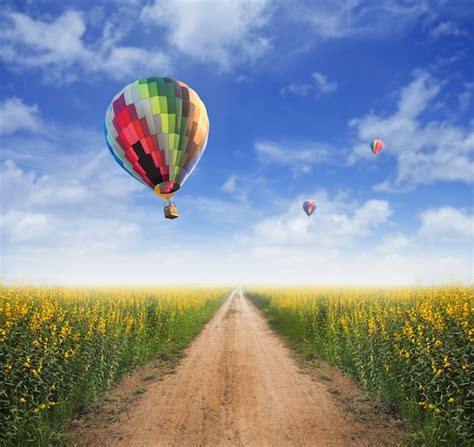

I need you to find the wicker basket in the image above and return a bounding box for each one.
[164,204,179,219]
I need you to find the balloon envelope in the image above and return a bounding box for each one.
[303,199,317,217]
[370,139,384,155]
[105,77,209,200]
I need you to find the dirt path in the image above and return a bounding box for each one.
[76,289,402,446]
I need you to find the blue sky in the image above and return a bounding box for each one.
[0,0,473,285]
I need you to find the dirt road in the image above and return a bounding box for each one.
[78,289,402,446]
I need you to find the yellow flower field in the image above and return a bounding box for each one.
[247,286,473,446]
[0,285,228,445]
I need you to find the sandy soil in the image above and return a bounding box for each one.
[73,288,403,446]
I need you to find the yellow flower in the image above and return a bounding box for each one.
[368,316,376,334]
[19,397,26,404]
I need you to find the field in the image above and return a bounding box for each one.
[247,286,473,446]
[1,285,472,446]
[0,285,228,446]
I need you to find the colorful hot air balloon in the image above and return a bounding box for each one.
[303,199,317,218]
[105,77,209,219]
[370,139,384,155]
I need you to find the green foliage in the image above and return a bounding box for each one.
[0,286,228,446]
[248,286,474,446]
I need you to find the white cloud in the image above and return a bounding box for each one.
[1,11,88,65]
[140,0,273,70]
[289,0,429,40]
[397,70,440,118]
[458,82,474,114]
[0,149,144,212]
[0,159,87,209]
[2,208,141,249]
[281,81,312,97]
[0,116,147,256]
[222,175,238,194]
[0,98,42,135]
[349,70,474,187]
[0,10,171,81]
[281,71,338,97]
[429,21,468,39]
[2,172,471,285]
[246,190,391,248]
[312,72,338,94]
[222,193,471,285]
[2,210,51,243]
[255,141,330,175]
[375,233,411,253]
[218,169,270,203]
[236,74,252,84]
[459,91,471,114]
[419,207,473,242]
[101,46,172,80]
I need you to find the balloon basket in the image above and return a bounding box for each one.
[164,201,179,219]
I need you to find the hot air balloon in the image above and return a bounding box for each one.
[303,199,317,218]
[105,77,209,219]
[370,139,384,155]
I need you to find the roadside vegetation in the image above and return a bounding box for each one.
[247,286,473,446]
[0,285,228,445]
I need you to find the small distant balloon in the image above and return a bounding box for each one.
[370,139,384,155]
[303,199,317,218]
